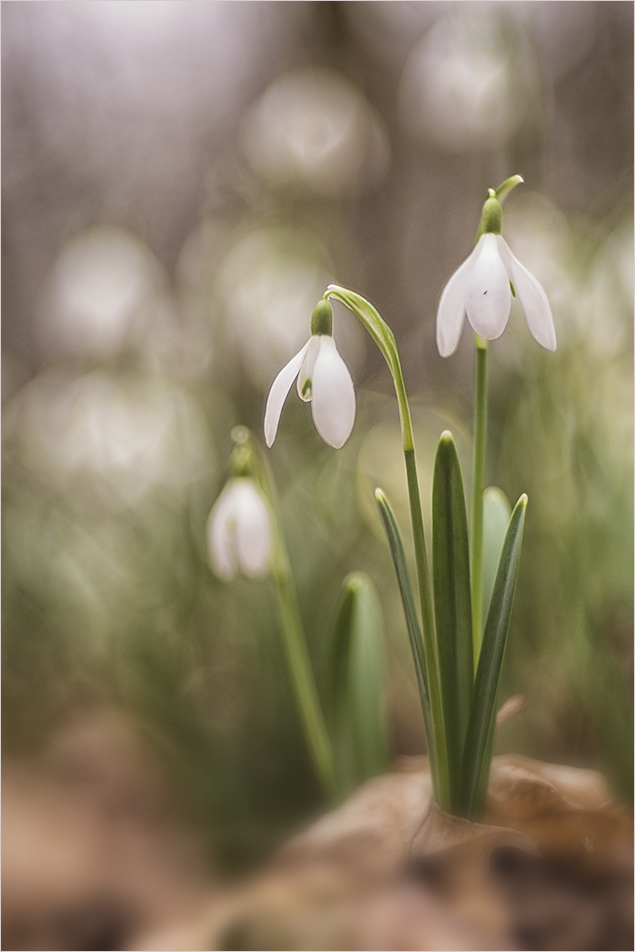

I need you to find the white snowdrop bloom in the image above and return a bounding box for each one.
[207,477,274,581]
[436,232,556,357]
[264,333,356,449]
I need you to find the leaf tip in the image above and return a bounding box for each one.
[343,570,366,593]
[438,430,457,455]
[436,430,458,464]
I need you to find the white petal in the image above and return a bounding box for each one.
[296,335,320,402]
[436,243,480,357]
[465,233,511,340]
[206,481,239,580]
[310,336,356,449]
[264,340,310,447]
[233,480,274,578]
[497,237,557,351]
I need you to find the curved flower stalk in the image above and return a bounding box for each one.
[321,284,450,808]
[437,182,557,357]
[264,300,355,449]
[207,477,274,581]
[263,288,448,803]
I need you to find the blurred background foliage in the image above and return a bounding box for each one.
[3,1,633,873]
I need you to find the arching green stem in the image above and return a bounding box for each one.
[325,285,450,808]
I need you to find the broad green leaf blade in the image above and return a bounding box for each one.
[432,431,473,805]
[481,487,512,629]
[461,494,527,819]
[328,572,388,797]
[347,573,388,780]
[375,488,437,790]
[328,578,357,796]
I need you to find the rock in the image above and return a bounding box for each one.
[194,755,632,951]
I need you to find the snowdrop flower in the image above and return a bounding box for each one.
[264,299,355,449]
[437,189,556,357]
[207,477,275,581]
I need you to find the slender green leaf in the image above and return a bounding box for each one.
[461,494,527,818]
[375,488,437,791]
[481,487,512,629]
[474,706,497,819]
[328,571,388,797]
[328,579,357,796]
[432,431,473,806]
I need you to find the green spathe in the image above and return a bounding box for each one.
[476,191,502,240]
[475,174,524,242]
[311,298,333,336]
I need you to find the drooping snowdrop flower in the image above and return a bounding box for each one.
[207,477,275,581]
[264,299,355,449]
[436,189,556,357]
